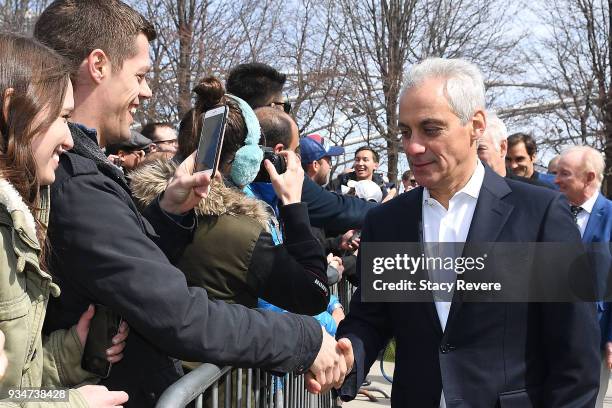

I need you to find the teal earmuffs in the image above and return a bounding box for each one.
[226,94,264,186]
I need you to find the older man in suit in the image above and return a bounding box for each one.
[556,145,612,407]
[329,58,600,407]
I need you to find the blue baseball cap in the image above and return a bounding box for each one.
[300,133,344,164]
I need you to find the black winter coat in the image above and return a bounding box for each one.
[43,124,322,407]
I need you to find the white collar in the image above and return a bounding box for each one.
[578,191,599,214]
[423,159,485,205]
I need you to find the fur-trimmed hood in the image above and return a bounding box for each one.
[130,159,272,231]
[0,178,38,241]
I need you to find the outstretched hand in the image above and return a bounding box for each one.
[305,331,353,394]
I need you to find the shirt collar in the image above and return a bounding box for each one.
[579,191,599,214]
[423,159,485,204]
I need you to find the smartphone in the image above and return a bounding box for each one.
[195,106,229,176]
[81,304,122,379]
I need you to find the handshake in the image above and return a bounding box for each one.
[305,327,354,394]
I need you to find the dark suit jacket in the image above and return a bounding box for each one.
[583,193,612,346]
[337,166,600,407]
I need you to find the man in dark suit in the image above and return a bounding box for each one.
[555,145,612,407]
[332,58,600,407]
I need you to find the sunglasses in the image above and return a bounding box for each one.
[269,100,292,114]
[154,138,178,146]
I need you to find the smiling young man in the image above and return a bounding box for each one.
[34,1,351,406]
[353,147,379,181]
[332,146,396,200]
[506,132,557,188]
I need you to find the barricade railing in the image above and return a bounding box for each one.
[156,282,356,408]
[155,364,335,408]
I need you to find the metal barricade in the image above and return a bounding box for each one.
[331,279,355,313]
[156,282,355,408]
[155,364,335,408]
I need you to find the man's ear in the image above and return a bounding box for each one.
[86,49,110,84]
[500,139,508,158]
[471,109,486,143]
[1,88,14,124]
[148,144,159,153]
[273,143,284,153]
[585,170,596,185]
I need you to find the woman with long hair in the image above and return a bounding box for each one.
[0,34,128,407]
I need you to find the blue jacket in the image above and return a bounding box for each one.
[583,193,612,346]
[302,176,377,233]
[534,171,558,190]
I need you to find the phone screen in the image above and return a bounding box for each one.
[196,108,227,174]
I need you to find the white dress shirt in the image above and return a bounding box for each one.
[576,191,598,237]
[421,160,485,408]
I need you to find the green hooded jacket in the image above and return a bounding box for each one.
[0,179,94,407]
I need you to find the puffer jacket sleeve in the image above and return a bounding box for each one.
[0,389,88,407]
[248,203,329,315]
[41,326,97,387]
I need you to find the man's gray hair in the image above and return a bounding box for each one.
[560,145,605,186]
[403,58,486,125]
[484,111,508,152]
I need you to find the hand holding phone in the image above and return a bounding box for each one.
[195,106,229,177]
[81,304,123,378]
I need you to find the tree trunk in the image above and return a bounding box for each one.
[177,0,193,118]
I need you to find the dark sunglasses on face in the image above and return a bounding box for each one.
[269,100,292,114]
[410,179,417,186]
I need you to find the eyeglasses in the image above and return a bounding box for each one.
[154,138,178,146]
[269,100,292,114]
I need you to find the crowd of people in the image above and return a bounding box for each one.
[0,1,610,408]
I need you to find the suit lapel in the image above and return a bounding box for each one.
[443,168,514,337]
[583,194,606,243]
[396,189,423,242]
